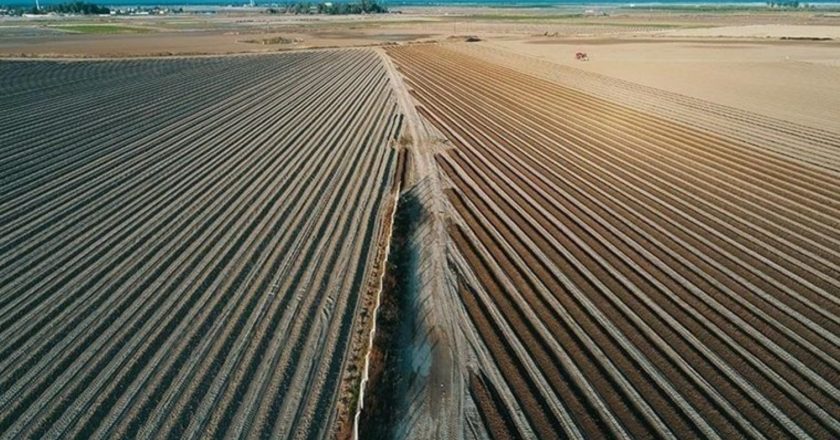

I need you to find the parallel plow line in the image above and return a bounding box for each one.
[0,49,401,440]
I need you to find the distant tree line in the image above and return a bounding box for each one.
[44,2,110,14]
[766,1,809,8]
[1,1,110,15]
[267,0,387,15]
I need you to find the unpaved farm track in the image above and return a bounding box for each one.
[0,50,401,440]
[387,44,840,439]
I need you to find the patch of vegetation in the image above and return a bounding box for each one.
[397,133,412,147]
[766,1,810,8]
[266,0,387,15]
[620,5,761,12]
[1,1,110,16]
[52,24,152,34]
[458,13,583,21]
[781,36,832,40]
[619,3,838,12]
[580,22,685,28]
[242,35,298,44]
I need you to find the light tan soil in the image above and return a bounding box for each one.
[487,37,840,132]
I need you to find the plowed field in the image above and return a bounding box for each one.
[0,50,401,440]
[388,44,840,439]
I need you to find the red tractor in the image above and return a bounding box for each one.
[576,52,589,61]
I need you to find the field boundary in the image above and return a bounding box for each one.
[351,176,402,440]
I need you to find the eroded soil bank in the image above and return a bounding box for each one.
[357,192,425,439]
